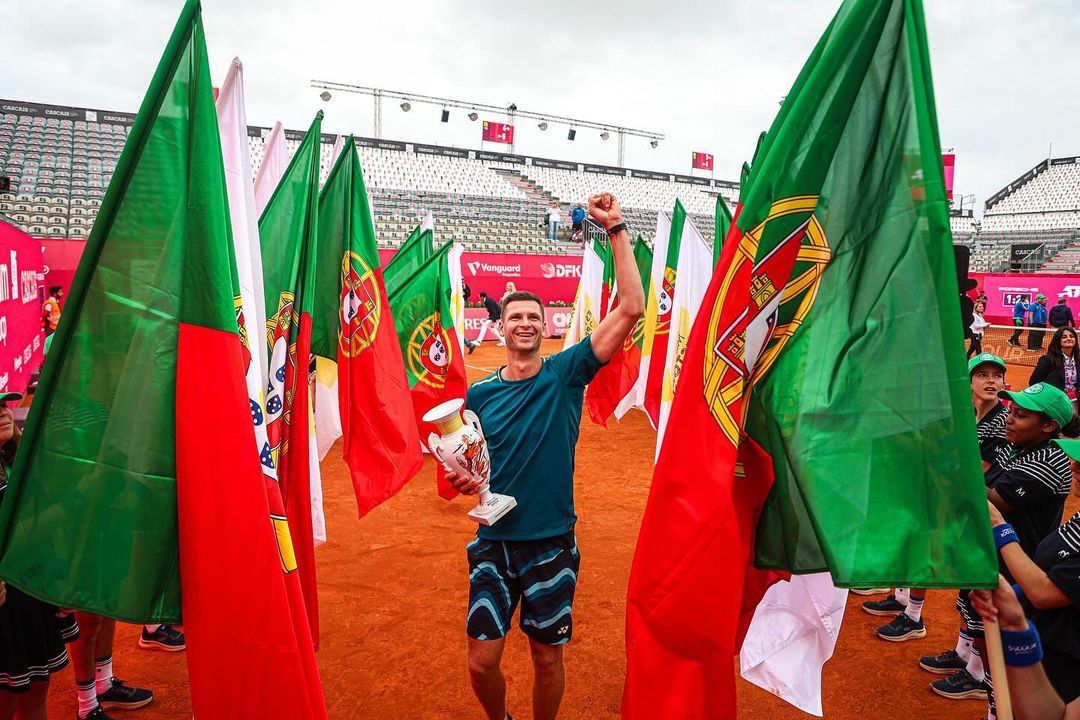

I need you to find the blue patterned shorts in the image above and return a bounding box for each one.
[466,532,579,645]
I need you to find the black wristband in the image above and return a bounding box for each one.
[606,222,628,237]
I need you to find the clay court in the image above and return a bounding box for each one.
[43,339,1077,719]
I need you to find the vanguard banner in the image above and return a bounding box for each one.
[377,249,583,304]
[0,220,45,395]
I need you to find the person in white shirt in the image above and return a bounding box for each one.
[969,301,990,359]
[546,204,562,241]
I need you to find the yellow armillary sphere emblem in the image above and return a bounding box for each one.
[407,311,452,388]
[339,251,381,357]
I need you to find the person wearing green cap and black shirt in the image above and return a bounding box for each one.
[1029,294,1050,351]
[0,391,80,718]
[984,435,1080,705]
[917,353,1012,692]
[938,383,1076,714]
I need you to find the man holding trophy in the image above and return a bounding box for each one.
[444,193,645,720]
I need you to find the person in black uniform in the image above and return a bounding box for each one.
[0,391,76,719]
[987,435,1080,704]
[918,353,1011,689]
[474,291,505,346]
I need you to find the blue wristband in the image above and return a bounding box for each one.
[1001,624,1043,667]
[993,523,1019,551]
[1011,583,1026,604]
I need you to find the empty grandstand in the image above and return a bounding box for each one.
[1,98,738,256]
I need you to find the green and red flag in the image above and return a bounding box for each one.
[389,241,467,498]
[585,236,647,426]
[0,2,326,717]
[313,137,424,516]
[612,237,654,421]
[384,212,434,298]
[713,194,732,267]
[624,0,998,717]
[640,200,688,427]
[259,111,323,647]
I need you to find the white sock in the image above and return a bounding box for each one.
[94,656,113,695]
[955,629,973,661]
[144,624,162,633]
[967,645,984,683]
[76,679,98,718]
[895,587,910,605]
[904,595,925,623]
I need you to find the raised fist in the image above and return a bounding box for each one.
[588,193,624,230]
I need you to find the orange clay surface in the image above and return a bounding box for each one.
[44,341,1076,719]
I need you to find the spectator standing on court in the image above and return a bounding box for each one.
[41,286,63,335]
[1030,327,1080,406]
[1051,296,1075,330]
[1009,294,1031,348]
[475,291,505,345]
[546,203,562,242]
[1029,294,1051,350]
[969,300,990,358]
[570,204,586,242]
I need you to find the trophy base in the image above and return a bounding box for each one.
[467,493,518,526]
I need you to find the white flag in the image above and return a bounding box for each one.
[254,121,288,216]
[655,212,711,456]
[447,239,466,357]
[739,574,848,717]
[615,211,671,420]
[562,239,605,349]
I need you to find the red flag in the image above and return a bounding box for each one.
[314,138,424,515]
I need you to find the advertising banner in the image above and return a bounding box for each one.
[0,220,45,395]
[463,306,574,342]
[971,272,1080,323]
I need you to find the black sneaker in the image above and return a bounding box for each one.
[919,649,967,675]
[97,678,154,711]
[467,342,476,355]
[139,624,185,652]
[79,707,115,720]
[876,613,926,642]
[930,669,988,700]
[861,594,906,616]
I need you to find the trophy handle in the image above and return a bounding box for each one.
[426,433,445,465]
[463,409,484,440]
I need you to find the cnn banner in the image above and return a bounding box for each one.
[0,220,45,395]
[691,151,713,171]
[377,250,583,304]
[482,121,514,145]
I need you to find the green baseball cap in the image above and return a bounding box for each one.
[1036,293,1047,301]
[1054,438,1080,461]
[999,383,1075,428]
[0,392,23,404]
[968,353,1006,376]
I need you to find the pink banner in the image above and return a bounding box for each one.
[943,153,955,201]
[971,272,1080,323]
[378,250,582,304]
[0,220,46,395]
[463,306,574,342]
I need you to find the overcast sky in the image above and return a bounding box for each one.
[4,0,1079,216]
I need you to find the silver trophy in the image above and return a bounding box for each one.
[423,399,517,526]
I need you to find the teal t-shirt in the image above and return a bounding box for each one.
[466,337,605,541]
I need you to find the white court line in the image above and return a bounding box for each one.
[466,363,497,373]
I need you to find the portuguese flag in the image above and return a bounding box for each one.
[640,199,688,427]
[585,236,647,426]
[389,241,467,498]
[612,237,654,421]
[624,0,998,717]
[0,2,327,717]
[713,194,732,267]
[384,214,434,298]
[259,111,323,646]
[313,136,424,516]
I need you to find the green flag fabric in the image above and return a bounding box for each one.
[0,0,233,621]
[384,223,434,298]
[713,194,732,267]
[735,0,996,586]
